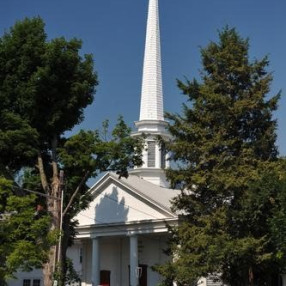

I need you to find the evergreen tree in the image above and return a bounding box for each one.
[0,18,143,286]
[156,27,285,285]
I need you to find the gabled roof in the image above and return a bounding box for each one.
[89,172,180,217]
[75,173,179,237]
[74,172,180,237]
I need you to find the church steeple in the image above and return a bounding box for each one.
[139,0,163,121]
[131,0,170,188]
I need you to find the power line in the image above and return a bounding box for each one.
[13,185,60,201]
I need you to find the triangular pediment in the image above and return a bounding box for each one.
[75,173,177,227]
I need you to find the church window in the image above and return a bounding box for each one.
[147,141,156,167]
[23,280,31,286]
[33,280,41,286]
[23,279,40,286]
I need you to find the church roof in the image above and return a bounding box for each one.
[111,172,179,212]
[90,172,180,216]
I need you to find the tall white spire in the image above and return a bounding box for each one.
[131,0,170,188]
[139,0,164,121]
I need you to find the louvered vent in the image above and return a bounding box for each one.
[147,141,156,167]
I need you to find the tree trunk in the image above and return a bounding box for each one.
[42,177,60,286]
[58,216,71,286]
[38,136,61,286]
[249,266,254,286]
[42,246,56,286]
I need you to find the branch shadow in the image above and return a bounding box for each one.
[94,186,129,224]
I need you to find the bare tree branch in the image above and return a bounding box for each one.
[62,171,90,217]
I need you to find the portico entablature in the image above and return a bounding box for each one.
[76,217,178,239]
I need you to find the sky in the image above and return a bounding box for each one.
[1,0,285,155]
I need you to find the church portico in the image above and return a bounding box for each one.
[79,230,171,286]
[72,139,180,285]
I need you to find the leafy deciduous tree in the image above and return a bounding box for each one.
[0,177,51,285]
[0,17,143,286]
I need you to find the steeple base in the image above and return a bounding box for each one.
[129,168,169,188]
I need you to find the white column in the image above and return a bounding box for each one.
[129,235,139,286]
[282,274,286,286]
[91,236,100,286]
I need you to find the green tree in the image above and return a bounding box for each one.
[156,27,285,285]
[0,177,51,286]
[0,18,143,286]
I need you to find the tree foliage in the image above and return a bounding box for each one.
[0,17,143,286]
[156,27,285,285]
[0,177,51,284]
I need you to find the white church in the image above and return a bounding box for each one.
[7,0,286,286]
[65,0,181,284]
[71,0,180,284]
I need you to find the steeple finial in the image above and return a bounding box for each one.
[139,0,164,121]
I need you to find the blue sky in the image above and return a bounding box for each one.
[1,0,285,155]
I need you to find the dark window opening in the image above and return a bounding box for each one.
[23,280,31,286]
[33,280,40,286]
[23,279,40,286]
